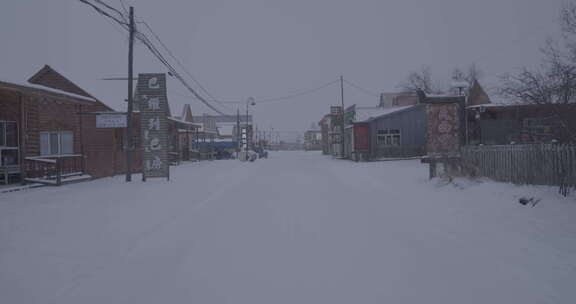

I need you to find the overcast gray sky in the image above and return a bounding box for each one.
[0,0,567,140]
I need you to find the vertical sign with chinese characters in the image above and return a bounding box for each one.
[137,73,170,180]
[426,103,460,157]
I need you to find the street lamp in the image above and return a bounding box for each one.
[244,97,255,151]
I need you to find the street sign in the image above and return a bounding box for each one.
[136,73,170,180]
[242,128,247,150]
[96,113,127,128]
[330,106,342,115]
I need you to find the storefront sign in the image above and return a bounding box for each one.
[96,114,127,128]
[136,73,170,180]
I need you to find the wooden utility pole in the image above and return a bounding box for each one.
[126,6,135,182]
[236,108,240,157]
[340,75,345,158]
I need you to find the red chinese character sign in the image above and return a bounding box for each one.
[137,73,170,181]
[426,103,460,157]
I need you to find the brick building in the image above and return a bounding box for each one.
[0,65,134,185]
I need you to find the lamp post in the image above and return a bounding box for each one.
[245,97,255,151]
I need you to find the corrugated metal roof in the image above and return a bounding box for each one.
[354,105,415,122]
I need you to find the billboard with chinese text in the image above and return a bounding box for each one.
[137,73,170,180]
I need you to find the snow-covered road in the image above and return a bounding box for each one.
[1,151,576,304]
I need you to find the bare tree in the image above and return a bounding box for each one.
[398,66,443,94]
[500,68,553,104]
[561,2,576,39]
[450,63,484,95]
[500,41,576,105]
[499,2,576,105]
[451,63,483,85]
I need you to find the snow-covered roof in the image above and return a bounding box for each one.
[354,105,414,122]
[218,125,235,136]
[0,79,98,103]
[425,93,456,98]
[168,117,201,128]
[466,93,515,108]
[196,125,219,135]
[467,103,510,109]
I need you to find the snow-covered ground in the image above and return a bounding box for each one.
[1,151,575,304]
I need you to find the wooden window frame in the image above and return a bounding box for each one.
[377,129,402,146]
[39,131,74,156]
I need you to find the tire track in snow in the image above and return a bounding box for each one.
[47,161,262,304]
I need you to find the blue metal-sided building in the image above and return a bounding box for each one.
[366,104,427,159]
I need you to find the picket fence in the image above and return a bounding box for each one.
[459,144,576,196]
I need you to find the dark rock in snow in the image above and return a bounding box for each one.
[519,197,540,207]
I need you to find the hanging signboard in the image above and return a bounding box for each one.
[96,113,127,128]
[136,73,170,180]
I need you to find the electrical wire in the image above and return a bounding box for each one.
[77,1,341,113]
[135,31,232,115]
[77,0,231,115]
[77,0,128,26]
[93,0,127,22]
[343,79,379,97]
[254,79,340,103]
[137,20,232,110]
[118,0,129,15]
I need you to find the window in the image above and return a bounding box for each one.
[1,121,19,166]
[377,129,388,145]
[0,121,18,147]
[377,129,401,146]
[0,123,4,146]
[40,131,74,156]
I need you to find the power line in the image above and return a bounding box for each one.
[77,0,128,27]
[77,1,341,112]
[93,0,127,22]
[135,31,231,115]
[255,79,340,103]
[118,0,129,15]
[343,78,379,97]
[77,0,231,115]
[137,21,230,109]
[135,31,232,114]
[200,79,340,105]
[168,89,237,112]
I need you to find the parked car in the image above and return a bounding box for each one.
[254,147,268,159]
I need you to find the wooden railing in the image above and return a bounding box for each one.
[23,154,84,186]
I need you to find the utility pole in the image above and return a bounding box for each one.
[255,124,258,146]
[126,6,135,182]
[340,75,345,158]
[245,102,249,150]
[236,108,240,158]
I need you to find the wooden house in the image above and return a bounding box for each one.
[0,65,129,185]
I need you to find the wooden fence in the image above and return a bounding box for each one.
[458,144,576,195]
[373,145,425,159]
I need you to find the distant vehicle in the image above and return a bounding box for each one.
[254,147,268,159]
[248,151,258,162]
